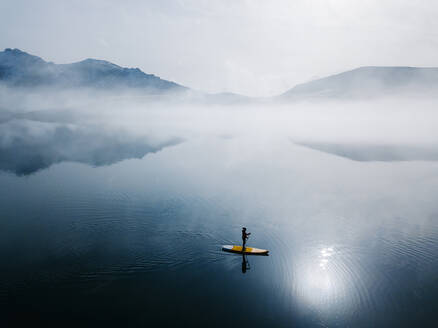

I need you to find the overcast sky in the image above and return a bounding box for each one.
[1,0,438,96]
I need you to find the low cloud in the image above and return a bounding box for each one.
[1,86,438,176]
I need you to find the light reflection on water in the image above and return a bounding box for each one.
[294,246,345,311]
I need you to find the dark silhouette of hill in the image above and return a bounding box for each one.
[0,48,186,93]
[2,48,438,101]
[279,66,438,100]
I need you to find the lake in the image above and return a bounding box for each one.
[0,101,438,327]
[1,103,438,327]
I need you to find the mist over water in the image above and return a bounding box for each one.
[1,89,438,326]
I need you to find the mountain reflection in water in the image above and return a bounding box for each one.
[0,119,182,175]
[296,141,438,162]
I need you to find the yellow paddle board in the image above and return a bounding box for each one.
[222,245,269,255]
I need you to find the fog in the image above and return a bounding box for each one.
[2,86,438,234]
[1,86,438,176]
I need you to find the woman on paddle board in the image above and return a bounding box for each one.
[242,227,251,251]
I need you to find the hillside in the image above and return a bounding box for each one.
[0,48,186,93]
[279,66,438,100]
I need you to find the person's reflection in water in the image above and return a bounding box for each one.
[241,254,250,274]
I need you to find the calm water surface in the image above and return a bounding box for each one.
[1,137,438,327]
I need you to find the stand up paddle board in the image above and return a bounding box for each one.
[222,245,269,255]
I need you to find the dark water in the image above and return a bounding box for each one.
[1,138,438,327]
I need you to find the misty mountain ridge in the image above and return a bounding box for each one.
[2,48,438,100]
[0,48,186,93]
[279,66,438,100]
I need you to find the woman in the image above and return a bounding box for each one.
[241,227,251,252]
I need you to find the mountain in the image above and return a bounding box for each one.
[279,66,438,101]
[4,49,437,101]
[0,48,186,93]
